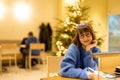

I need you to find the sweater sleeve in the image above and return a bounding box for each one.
[60,44,89,79]
[84,47,101,70]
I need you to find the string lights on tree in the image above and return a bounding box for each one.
[55,0,103,56]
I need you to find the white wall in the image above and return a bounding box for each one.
[0,0,59,40]
[108,0,120,15]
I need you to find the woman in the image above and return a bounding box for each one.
[60,22,103,80]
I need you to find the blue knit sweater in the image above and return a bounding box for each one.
[60,43,101,79]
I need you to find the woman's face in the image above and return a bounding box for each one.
[79,32,93,46]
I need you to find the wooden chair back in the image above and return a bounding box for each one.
[0,43,18,54]
[47,56,63,77]
[0,43,18,72]
[30,43,45,51]
[28,43,45,69]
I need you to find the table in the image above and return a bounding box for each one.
[40,76,120,80]
[40,76,80,80]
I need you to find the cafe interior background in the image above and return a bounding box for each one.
[0,0,120,53]
[0,0,120,80]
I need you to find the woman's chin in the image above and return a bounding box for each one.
[83,43,90,46]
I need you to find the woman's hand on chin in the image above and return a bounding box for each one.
[85,40,97,51]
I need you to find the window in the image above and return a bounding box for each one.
[109,15,120,52]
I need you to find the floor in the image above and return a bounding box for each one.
[0,52,51,80]
[0,64,47,80]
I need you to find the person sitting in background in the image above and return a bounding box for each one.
[19,37,28,68]
[25,32,41,67]
[60,23,105,80]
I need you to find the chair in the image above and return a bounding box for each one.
[27,43,45,69]
[0,43,18,72]
[47,56,63,77]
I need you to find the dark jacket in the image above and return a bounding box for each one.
[20,37,28,53]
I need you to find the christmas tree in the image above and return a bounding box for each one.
[55,0,103,56]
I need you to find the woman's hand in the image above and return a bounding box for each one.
[88,72,107,80]
[85,40,97,51]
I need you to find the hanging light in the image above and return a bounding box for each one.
[0,2,6,19]
[13,2,31,21]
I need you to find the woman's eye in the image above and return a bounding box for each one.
[80,34,84,37]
